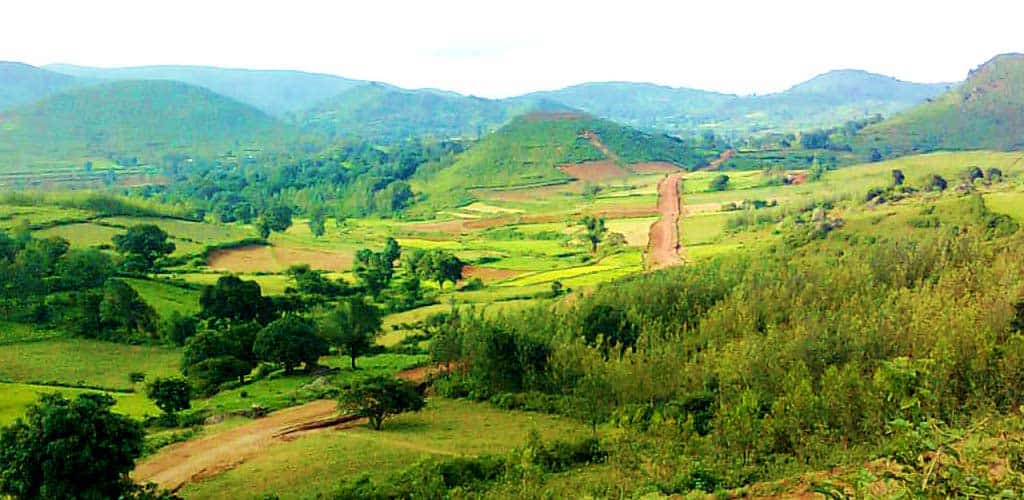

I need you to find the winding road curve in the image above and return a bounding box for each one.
[646,171,686,269]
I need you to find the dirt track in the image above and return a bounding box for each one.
[646,172,686,269]
[134,367,432,491]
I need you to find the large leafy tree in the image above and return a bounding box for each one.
[338,376,426,430]
[146,377,192,415]
[199,275,275,325]
[254,316,329,373]
[113,224,175,271]
[319,297,382,369]
[406,248,464,290]
[0,393,145,499]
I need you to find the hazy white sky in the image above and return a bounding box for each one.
[3,0,1022,98]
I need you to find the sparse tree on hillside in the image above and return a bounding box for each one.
[319,297,383,369]
[406,248,464,290]
[579,216,607,254]
[199,276,275,325]
[709,174,730,192]
[308,207,327,238]
[892,169,905,186]
[338,376,426,430]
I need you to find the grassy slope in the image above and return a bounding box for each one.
[0,62,82,111]
[0,338,181,390]
[857,53,1024,154]
[181,398,589,500]
[0,80,294,170]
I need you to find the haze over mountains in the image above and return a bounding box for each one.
[4,54,1024,173]
[3,61,953,140]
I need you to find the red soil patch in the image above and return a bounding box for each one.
[461,265,524,283]
[646,172,686,269]
[702,149,735,171]
[207,245,351,273]
[630,162,681,174]
[134,365,440,492]
[557,160,629,181]
[786,173,809,185]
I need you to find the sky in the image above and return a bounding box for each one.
[3,0,1022,98]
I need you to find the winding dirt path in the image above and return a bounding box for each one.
[133,366,435,492]
[646,172,686,269]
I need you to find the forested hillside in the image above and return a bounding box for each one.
[0,62,82,111]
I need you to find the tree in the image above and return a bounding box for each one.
[353,247,395,297]
[199,276,275,325]
[319,297,382,369]
[892,169,906,186]
[579,216,607,254]
[160,311,198,346]
[926,174,948,192]
[308,207,327,238]
[581,304,638,356]
[113,224,175,271]
[263,205,293,233]
[870,148,884,162]
[0,393,144,499]
[146,377,191,415]
[709,174,730,191]
[254,316,328,373]
[56,248,115,290]
[986,167,1004,182]
[338,376,426,430]
[99,279,158,337]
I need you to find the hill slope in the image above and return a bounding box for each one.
[0,62,82,111]
[415,111,712,206]
[0,80,292,169]
[45,64,362,116]
[298,83,515,141]
[856,54,1024,153]
[519,71,950,135]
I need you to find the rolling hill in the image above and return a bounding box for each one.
[0,80,293,170]
[0,62,83,111]
[45,64,362,117]
[414,111,714,206]
[856,53,1024,154]
[519,71,951,136]
[297,83,516,141]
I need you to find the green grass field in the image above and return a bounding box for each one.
[180,398,590,500]
[0,338,181,390]
[0,382,159,425]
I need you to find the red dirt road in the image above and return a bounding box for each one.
[134,367,433,492]
[646,172,686,269]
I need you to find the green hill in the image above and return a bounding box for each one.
[0,62,82,111]
[297,83,515,141]
[44,64,362,116]
[0,80,293,170]
[519,71,950,136]
[856,54,1024,154]
[415,111,712,206]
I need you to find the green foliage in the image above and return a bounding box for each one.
[709,174,730,191]
[146,377,191,414]
[320,297,383,369]
[113,224,175,271]
[579,215,607,254]
[0,392,144,500]
[338,375,426,430]
[254,316,328,373]
[405,248,464,289]
[199,276,276,325]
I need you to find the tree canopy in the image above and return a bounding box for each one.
[338,376,426,430]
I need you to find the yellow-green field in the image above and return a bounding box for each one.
[0,338,181,389]
[0,382,158,425]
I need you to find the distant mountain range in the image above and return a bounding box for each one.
[857,53,1024,153]
[0,61,954,141]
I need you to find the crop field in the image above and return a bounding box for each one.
[33,222,122,247]
[180,398,590,500]
[124,278,201,318]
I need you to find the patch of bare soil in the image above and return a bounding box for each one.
[133,366,439,491]
[207,245,351,273]
[461,265,524,283]
[646,172,686,269]
[557,160,629,181]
